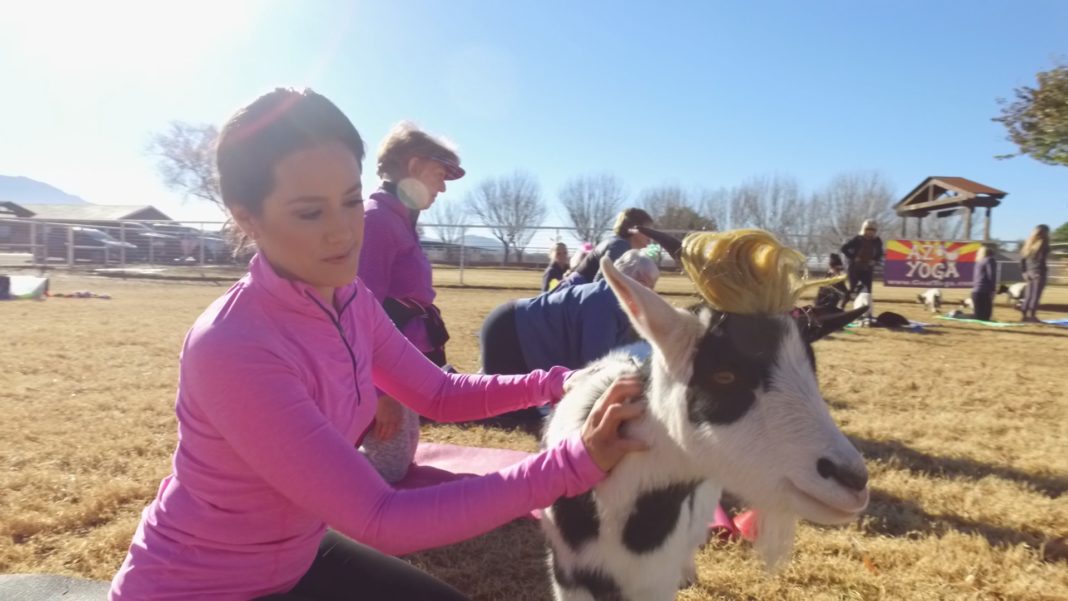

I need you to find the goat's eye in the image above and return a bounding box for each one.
[712,371,735,385]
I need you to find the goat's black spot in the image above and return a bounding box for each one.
[550,552,570,588]
[623,481,699,553]
[551,557,626,601]
[553,491,600,550]
[573,569,625,601]
[688,313,782,425]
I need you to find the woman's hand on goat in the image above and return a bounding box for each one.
[373,395,404,440]
[582,375,649,472]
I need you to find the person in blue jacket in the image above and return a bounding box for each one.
[480,250,659,377]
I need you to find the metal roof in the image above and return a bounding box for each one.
[928,177,1006,197]
[13,204,174,222]
[894,177,1008,213]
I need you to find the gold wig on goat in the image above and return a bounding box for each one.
[679,229,843,315]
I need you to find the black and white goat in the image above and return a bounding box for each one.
[541,258,870,601]
[916,288,943,313]
[998,282,1027,308]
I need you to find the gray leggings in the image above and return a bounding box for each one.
[1021,272,1047,315]
[361,348,447,483]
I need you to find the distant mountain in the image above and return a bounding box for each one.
[0,175,89,204]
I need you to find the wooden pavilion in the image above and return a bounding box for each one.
[893,177,1007,241]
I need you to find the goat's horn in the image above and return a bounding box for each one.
[803,305,869,342]
[633,225,683,260]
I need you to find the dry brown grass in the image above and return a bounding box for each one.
[2,268,1067,600]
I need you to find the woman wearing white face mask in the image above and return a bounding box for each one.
[358,122,465,482]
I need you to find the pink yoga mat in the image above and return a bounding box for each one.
[394,443,737,533]
[394,443,540,519]
[395,443,535,489]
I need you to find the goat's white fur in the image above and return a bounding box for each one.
[917,288,942,313]
[541,257,869,601]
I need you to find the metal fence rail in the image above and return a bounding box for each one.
[3,216,1054,285]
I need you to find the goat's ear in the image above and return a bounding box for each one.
[601,256,686,352]
[801,305,868,343]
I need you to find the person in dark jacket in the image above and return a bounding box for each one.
[971,244,998,321]
[1019,224,1050,322]
[558,208,654,288]
[542,242,569,292]
[840,219,883,296]
[480,250,659,377]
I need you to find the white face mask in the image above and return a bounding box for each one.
[396,177,432,211]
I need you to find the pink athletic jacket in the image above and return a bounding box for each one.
[359,186,435,352]
[108,254,604,600]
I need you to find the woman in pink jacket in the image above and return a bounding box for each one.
[108,88,645,601]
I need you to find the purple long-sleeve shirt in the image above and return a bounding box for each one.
[108,254,603,601]
[358,185,436,352]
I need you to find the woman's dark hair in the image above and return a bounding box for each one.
[216,88,365,215]
[613,208,654,238]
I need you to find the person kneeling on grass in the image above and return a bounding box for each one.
[478,250,658,424]
[108,88,647,601]
[479,250,658,377]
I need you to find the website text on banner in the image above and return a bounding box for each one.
[883,239,981,288]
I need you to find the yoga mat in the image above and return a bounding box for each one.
[396,443,534,490]
[1042,318,1068,328]
[395,443,737,535]
[936,316,1032,327]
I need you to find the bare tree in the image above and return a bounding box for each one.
[466,171,546,264]
[424,198,469,262]
[810,171,897,252]
[729,173,805,242]
[914,212,964,240]
[147,121,221,207]
[641,185,717,232]
[697,187,732,231]
[559,174,625,244]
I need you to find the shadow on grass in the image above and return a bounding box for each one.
[452,410,546,438]
[851,436,1067,498]
[825,398,851,411]
[863,488,1046,549]
[408,520,554,601]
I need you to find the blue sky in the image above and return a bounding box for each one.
[1,1,1066,242]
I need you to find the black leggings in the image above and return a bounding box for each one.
[848,265,874,296]
[256,531,469,601]
[971,290,993,321]
[479,301,530,376]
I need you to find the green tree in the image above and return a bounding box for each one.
[1052,221,1068,243]
[993,64,1068,166]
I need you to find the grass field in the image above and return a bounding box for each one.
[2,267,1067,600]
